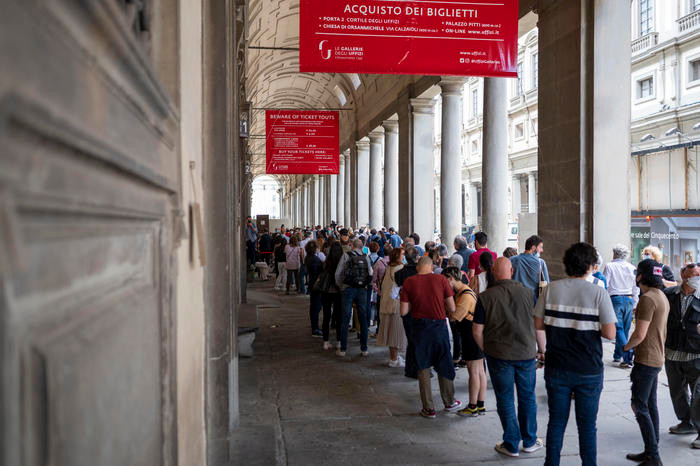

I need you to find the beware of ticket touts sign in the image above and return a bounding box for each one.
[300,0,519,77]
[266,110,340,175]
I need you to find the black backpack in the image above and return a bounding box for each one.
[343,251,370,288]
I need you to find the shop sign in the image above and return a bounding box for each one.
[300,0,519,77]
[266,110,340,175]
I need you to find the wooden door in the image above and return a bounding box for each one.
[0,1,179,465]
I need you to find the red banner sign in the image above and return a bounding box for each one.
[266,110,340,175]
[300,0,518,77]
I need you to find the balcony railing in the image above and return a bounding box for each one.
[631,32,659,55]
[678,9,700,34]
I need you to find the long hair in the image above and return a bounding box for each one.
[325,242,344,274]
[479,252,495,289]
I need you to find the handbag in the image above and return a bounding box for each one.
[313,271,336,293]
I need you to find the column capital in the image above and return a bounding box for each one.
[356,137,370,151]
[313,174,319,181]
[339,153,345,163]
[439,76,467,96]
[410,97,436,115]
[381,120,399,133]
[368,128,385,143]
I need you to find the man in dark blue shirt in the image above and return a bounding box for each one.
[453,235,475,274]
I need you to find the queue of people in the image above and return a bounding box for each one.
[253,220,699,465]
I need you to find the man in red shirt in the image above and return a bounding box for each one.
[468,231,497,280]
[400,257,462,418]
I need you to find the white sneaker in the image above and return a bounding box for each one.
[522,438,544,453]
[335,349,346,357]
[495,443,519,457]
[388,358,405,368]
[361,351,369,357]
[323,341,331,350]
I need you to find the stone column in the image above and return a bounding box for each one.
[330,174,338,224]
[439,77,466,252]
[313,175,320,226]
[527,172,537,213]
[367,130,384,228]
[538,0,630,275]
[410,97,437,247]
[382,120,399,229]
[356,138,371,227]
[512,175,522,219]
[337,155,345,226]
[482,77,509,255]
[469,183,479,226]
[304,180,311,227]
[344,150,352,227]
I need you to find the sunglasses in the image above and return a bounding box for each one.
[682,263,700,271]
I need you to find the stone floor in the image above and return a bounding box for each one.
[232,280,700,465]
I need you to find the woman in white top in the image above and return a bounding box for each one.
[284,235,305,295]
[376,248,408,368]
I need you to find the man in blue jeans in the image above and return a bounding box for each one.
[603,244,638,368]
[334,238,373,357]
[472,257,546,457]
[535,243,617,466]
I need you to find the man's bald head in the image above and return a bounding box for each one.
[417,256,433,274]
[492,257,513,281]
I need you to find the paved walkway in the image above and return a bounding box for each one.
[233,280,699,465]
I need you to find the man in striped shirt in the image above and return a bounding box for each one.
[534,242,617,466]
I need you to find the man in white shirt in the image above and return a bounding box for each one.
[603,244,638,367]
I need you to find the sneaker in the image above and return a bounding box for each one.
[323,341,332,350]
[522,438,544,453]
[444,400,462,412]
[420,408,437,419]
[477,406,486,416]
[626,452,650,462]
[669,422,696,435]
[361,351,369,357]
[457,405,478,417]
[388,358,405,368]
[613,358,621,363]
[692,434,700,449]
[619,362,633,369]
[495,442,519,457]
[335,350,346,357]
[311,329,323,338]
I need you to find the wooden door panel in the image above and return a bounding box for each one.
[1,1,179,465]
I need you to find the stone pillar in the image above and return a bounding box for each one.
[482,77,509,255]
[344,150,352,227]
[538,0,630,275]
[382,120,399,229]
[439,77,466,252]
[367,130,383,228]
[304,180,310,227]
[469,183,479,226]
[527,172,537,213]
[330,174,338,224]
[356,138,371,227]
[512,175,522,219]
[337,155,345,226]
[410,97,437,248]
[313,175,320,226]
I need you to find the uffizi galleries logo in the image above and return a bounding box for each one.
[319,40,332,59]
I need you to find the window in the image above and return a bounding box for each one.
[514,122,525,139]
[471,89,478,117]
[691,59,700,83]
[348,73,362,89]
[471,139,479,155]
[532,53,538,89]
[693,0,700,13]
[639,0,654,37]
[516,63,523,96]
[333,85,347,106]
[637,77,654,99]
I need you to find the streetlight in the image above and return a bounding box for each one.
[665,126,696,145]
[640,133,656,143]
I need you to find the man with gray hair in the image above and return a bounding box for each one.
[448,254,469,284]
[453,235,475,274]
[603,243,638,367]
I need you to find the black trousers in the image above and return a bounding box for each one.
[665,358,700,432]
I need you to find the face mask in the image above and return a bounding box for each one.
[687,276,700,290]
[402,258,407,265]
[643,254,652,260]
[534,252,540,258]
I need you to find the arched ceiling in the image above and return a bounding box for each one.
[247,0,362,190]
